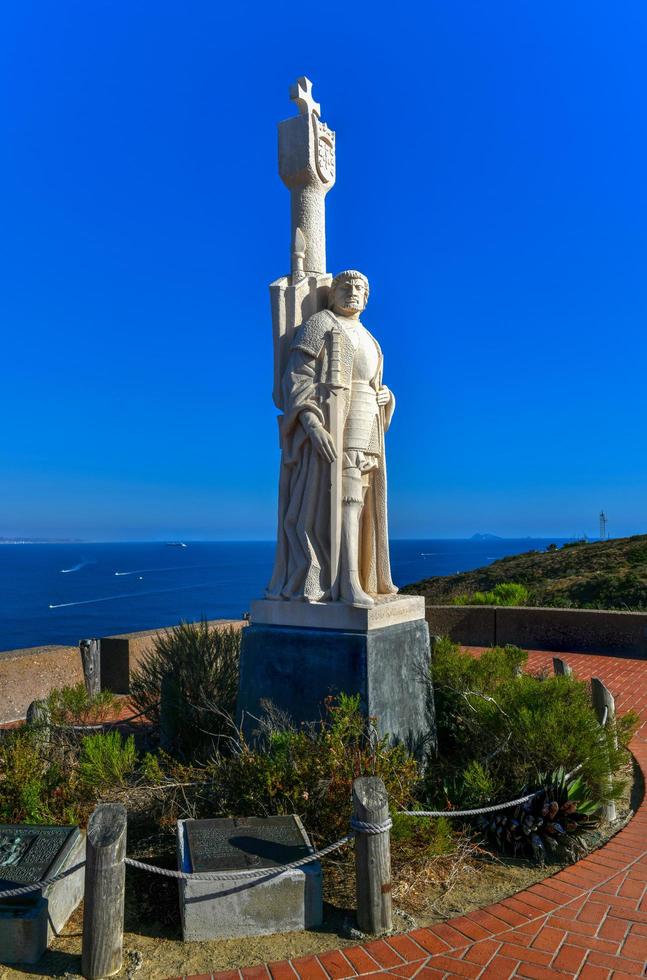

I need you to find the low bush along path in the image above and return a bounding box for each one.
[167,647,647,980]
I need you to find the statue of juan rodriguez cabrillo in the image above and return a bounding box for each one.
[237,79,432,754]
[266,79,398,608]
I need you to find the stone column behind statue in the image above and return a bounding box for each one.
[237,79,435,755]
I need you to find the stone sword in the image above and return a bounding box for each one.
[328,321,345,600]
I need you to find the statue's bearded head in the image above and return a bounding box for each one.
[330,270,369,318]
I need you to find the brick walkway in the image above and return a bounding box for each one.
[168,649,647,980]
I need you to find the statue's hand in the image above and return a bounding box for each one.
[377,385,392,407]
[309,425,337,463]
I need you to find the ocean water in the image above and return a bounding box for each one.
[0,539,562,652]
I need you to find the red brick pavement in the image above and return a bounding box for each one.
[167,649,647,980]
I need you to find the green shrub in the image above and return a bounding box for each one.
[0,729,86,824]
[451,583,530,606]
[205,693,421,842]
[0,731,54,822]
[140,752,165,784]
[430,639,636,811]
[129,619,241,759]
[567,572,647,610]
[626,545,647,566]
[391,812,455,856]
[46,684,119,727]
[78,732,137,791]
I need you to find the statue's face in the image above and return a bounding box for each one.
[332,278,367,317]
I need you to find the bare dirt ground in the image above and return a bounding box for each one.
[0,647,81,725]
[0,765,636,980]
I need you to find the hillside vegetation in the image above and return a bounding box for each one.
[401,535,647,610]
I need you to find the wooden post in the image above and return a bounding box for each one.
[553,657,572,677]
[591,677,617,823]
[352,776,392,934]
[82,803,127,979]
[26,699,51,743]
[80,639,101,697]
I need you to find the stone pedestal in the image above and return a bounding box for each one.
[237,596,434,755]
[177,815,322,940]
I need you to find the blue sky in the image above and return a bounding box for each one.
[1,1,646,541]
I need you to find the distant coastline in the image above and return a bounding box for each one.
[0,537,84,544]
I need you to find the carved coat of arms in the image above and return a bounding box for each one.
[313,116,335,184]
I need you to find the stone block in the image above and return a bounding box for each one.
[176,815,322,940]
[237,617,434,755]
[251,594,425,631]
[0,825,85,965]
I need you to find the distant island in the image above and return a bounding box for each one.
[403,534,647,610]
[0,537,84,544]
[470,533,503,541]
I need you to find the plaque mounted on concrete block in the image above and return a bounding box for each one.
[0,824,86,965]
[186,815,313,872]
[177,815,323,941]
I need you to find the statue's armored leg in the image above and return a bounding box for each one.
[340,461,374,607]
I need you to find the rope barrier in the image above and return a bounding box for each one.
[0,764,586,890]
[0,861,86,900]
[0,763,589,897]
[350,817,393,835]
[399,764,583,819]
[124,833,354,881]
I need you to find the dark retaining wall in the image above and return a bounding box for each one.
[425,605,647,657]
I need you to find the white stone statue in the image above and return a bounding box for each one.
[265,78,398,609]
[238,79,430,748]
[267,269,398,606]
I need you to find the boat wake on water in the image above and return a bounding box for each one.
[48,577,240,610]
[60,561,96,574]
[114,564,211,577]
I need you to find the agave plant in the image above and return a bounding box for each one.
[476,767,599,864]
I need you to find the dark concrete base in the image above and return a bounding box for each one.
[237,619,435,756]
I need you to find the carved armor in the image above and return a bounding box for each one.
[344,382,381,455]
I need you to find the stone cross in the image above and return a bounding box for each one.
[290,77,321,118]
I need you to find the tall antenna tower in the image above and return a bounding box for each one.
[599,510,608,541]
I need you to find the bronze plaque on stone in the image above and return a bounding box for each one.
[0,825,80,893]
[185,815,313,872]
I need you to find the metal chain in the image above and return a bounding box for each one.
[124,833,354,881]
[0,862,85,900]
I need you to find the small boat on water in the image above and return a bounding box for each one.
[165,542,187,548]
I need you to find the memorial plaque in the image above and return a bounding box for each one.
[0,824,85,964]
[185,815,313,873]
[0,825,79,894]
